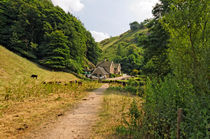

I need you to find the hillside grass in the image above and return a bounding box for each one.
[0,45,101,138]
[91,84,143,138]
[100,29,148,61]
[0,46,78,88]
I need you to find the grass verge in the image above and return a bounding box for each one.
[90,87,143,139]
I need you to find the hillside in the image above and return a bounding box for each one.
[100,28,147,61]
[0,0,101,73]
[0,46,77,87]
[100,28,148,73]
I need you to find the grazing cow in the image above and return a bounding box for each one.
[78,81,83,86]
[69,81,74,84]
[47,81,53,84]
[122,82,126,87]
[31,74,38,79]
[55,81,62,85]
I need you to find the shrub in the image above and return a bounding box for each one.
[130,75,209,138]
[116,75,209,138]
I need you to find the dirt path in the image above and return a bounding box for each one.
[22,84,109,139]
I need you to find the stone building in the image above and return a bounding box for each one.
[92,60,121,78]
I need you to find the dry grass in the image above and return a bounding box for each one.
[0,81,101,138]
[0,45,102,138]
[90,88,143,139]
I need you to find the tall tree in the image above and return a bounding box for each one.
[39,30,70,70]
[162,0,209,93]
[143,1,170,77]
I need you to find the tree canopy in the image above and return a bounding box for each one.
[0,0,101,72]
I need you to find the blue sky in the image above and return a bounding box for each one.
[51,0,159,42]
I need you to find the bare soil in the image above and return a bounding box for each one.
[21,84,109,139]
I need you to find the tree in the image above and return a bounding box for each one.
[142,1,171,77]
[162,0,209,93]
[130,21,140,31]
[39,30,70,70]
[85,31,102,65]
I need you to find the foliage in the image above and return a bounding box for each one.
[100,22,148,74]
[142,2,171,78]
[162,0,210,93]
[39,30,70,70]
[131,69,139,76]
[130,21,146,31]
[113,44,144,74]
[116,99,143,138]
[108,78,145,97]
[109,74,121,78]
[118,0,209,138]
[130,21,140,31]
[0,0,101,73]
[142,76,210,138]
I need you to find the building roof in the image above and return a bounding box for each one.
[96,60,112,68]
[92,67,109,75]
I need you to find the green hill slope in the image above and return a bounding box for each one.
[0,46,77,87]
[100,28,148,74]
[100,28,147,61]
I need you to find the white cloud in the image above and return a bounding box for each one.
[51,0,84,13]
[90,31,110,42]
[129,0,160,20]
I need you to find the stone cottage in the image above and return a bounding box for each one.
[92,60,121,78]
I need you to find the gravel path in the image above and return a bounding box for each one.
[23,84,109,139]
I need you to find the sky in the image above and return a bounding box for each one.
[51,0,160,42]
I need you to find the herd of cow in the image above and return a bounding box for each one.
[30,74,127,86]
[42,80,83,86]
[31,74,83,86]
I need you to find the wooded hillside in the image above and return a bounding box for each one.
[0,0,101,73]
[100,22,148,74]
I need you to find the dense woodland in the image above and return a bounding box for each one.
[0,0,101,73]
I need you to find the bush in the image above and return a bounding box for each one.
[116,75,209,138]
[128,75,209,138]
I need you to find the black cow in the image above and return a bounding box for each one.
[31,74,38,79]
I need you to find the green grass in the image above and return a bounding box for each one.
[0,46,78,88]
[99,29,148,61]
[90,85,142,138]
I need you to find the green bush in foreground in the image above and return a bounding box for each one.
[142,76,210,138]
[116,75,209,138]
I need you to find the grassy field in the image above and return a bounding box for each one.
[90,84,143,138]
[0,46,101,138]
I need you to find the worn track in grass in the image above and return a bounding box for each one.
[22,84,109,139]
